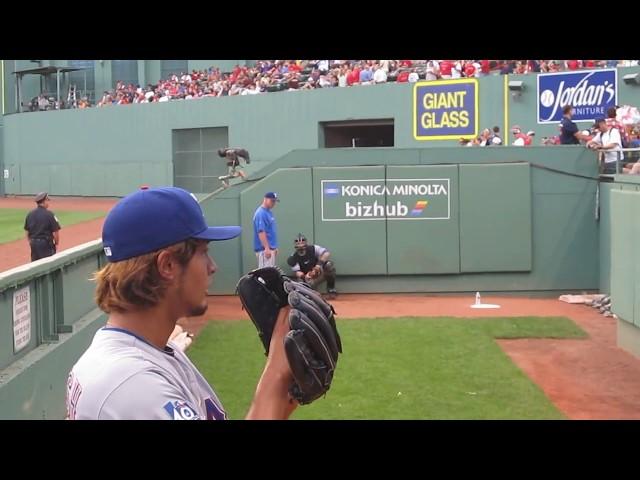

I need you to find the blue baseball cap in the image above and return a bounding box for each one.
[102,186,241,262]
[264,191,280,201]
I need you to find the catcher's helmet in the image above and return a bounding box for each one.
[294,233,307,253]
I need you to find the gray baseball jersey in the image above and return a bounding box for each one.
[66,327,226,420]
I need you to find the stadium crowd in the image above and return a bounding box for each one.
[26,59,640,175]
[86,60,636,107]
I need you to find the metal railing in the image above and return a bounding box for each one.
[596,147,640,174]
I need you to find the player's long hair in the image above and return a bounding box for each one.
[93,239,200,313]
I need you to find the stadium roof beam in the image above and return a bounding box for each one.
[11,66,87,113]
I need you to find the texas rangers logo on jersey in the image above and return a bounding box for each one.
[205,398,227,420]
[163,401,200,420]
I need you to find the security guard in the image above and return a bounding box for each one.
[24,192,61,261]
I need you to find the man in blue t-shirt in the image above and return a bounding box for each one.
[559,105,589,145]
[253,192,280,267]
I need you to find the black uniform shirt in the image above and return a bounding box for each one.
[24,206,61,240]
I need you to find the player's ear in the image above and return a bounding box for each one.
[156,250,179,280]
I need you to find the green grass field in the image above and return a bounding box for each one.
[187,316,587,420]
[0,209,105,244]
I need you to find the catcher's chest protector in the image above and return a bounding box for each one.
[295,245,319,274]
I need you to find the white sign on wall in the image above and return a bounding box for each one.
[3,169,8,179]
[13,287,31,353]
[321,178,451,221]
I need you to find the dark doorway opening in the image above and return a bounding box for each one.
[321,119,394,148]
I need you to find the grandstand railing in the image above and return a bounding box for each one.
[596,147,640,174]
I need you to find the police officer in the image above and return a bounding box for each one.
[287,233,338,299]
[24,192,61,261]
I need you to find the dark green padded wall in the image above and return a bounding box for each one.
[459,163,532,272]
[386,165,460,274]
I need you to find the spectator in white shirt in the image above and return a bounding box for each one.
[587,117,623,174]
[373,65,387,84]
[425,61,438,81]
[338,67,348,87]
[452,61,463,79]
[317,60,329,73]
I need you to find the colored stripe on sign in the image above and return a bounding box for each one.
[410,200,429,216]
[323,184,340,196]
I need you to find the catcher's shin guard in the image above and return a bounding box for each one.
[323,261,336,289]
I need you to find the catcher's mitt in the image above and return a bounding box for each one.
[306,265,322,280]
[236,267,342,404]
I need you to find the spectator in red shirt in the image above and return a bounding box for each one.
[480,60,490,76]
[464,62,476,78]
[439,60,453,78]
[566,60,580,70]
[511,125,531,146]
[288,62,302,73]
[396,70,410,83]
[347,66,360,86]
[400,60,412,68]
[525,131,535,145]
[527,60,541,73]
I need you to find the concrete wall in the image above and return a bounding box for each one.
[2,66,639,196]
[202,146,600,295]
[603,176,640,356]
[0,241,107,419]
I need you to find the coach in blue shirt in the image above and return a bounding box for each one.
[253,192,279,267]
